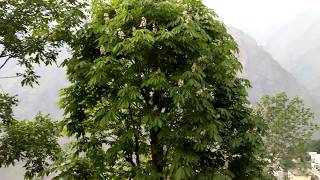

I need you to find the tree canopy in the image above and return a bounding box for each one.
[0,0,275,179]
[58,0,271,179]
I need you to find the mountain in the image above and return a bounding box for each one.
[265,9,320,100]
[230,27,316,106]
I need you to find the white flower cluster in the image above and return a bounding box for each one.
[117,28,125,39]
[196,87,207,97]
[178,79,184,88]
[100,46,106,55]
[191,63,197,72]
[140,17,147,28]
[152,24,157,33]
[183,10,188,16]
[196,89,203,96]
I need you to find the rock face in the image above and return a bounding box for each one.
[265,10,320,100]
[230,27,315,106]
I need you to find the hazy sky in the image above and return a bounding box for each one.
[203,0,320,44]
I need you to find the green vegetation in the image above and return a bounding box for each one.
[255,92,318,170]
[6,0,320,179]
[0,0,85,85]
[57,0,272,179]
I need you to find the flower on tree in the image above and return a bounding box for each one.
[196,89,204,96]
[117,28,125,39]
[178,79,184,88]
[100,46,106,55]
[191,63,197,72]
[152,24,157,33]
[104,13,110,22]
[140,17,147,28]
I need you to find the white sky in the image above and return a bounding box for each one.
[203,0,320,44]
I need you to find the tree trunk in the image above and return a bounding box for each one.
[150,128,164,177]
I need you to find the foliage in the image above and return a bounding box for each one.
[0,92,17,124]
[255,92,318,169]
[57,0,273,179]
[0,0,276,179]
[0,0,86,86]
[0,113,61,179]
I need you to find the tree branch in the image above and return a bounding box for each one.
[0,57,11,69]
[129,103,140,166]
[0,75,19,79]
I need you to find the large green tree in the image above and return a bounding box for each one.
[255,92,318,170]
[57,0,272,179]
[0,0,275,179]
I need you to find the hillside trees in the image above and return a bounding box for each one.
[255,92,318,170]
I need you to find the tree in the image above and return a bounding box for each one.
[254,92,318,170]
[0,114,61,179]
[0,0,275,179]
[57,0,272,179]
[0,0,86,86]
[0,92,61,179]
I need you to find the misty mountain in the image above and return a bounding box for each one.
[230,27,316,106]
[265,10,320,100]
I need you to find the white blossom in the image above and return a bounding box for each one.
[196,89,203,96]
[100,46,106,55]
[132,26,137,32]
[178,79,184,88]
[153,105,158,111]
[191,63,197,72]
[140,73,145,79]
[140,17,147,28]
[117,28,125,39]
[104,13,110,22]
[183,10,188,16]
[152,24,157,33]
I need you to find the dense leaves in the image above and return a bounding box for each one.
[0,0,277,179]
[58,0,273,179]
[0,114,61,179]
[0,92,17,124]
